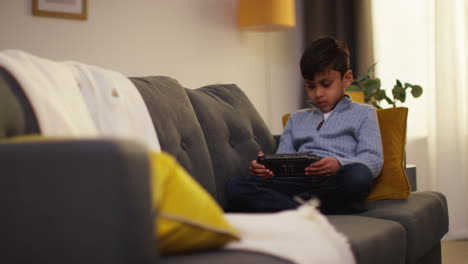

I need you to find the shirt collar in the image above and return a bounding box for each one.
[306,94,351,113]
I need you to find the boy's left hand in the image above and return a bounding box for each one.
[305,157,341,177]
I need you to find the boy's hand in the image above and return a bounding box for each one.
[305,157,341,176]
[249,151,274,178]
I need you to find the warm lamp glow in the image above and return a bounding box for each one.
[239,0,296,31]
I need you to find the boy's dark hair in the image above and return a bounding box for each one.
[300,36,350,80]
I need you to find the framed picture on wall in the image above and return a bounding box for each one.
[32,0,87,20]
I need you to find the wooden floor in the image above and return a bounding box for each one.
[441,240,468,264]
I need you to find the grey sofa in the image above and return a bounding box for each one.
[0,67,449,264]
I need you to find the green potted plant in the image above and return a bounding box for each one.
[346,64,424,108]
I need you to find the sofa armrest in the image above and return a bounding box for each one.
[0,139,157,264]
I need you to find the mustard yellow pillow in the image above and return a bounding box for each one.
[366,107,410,201]
[149,152,239,255]
[282,107,410,201]
[345,91,365,103]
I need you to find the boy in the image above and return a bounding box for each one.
[227,36,383,214]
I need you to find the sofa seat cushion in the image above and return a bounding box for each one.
[362,191,449,263]
[130,76,218,199]
[186,84,277,208]
[328,215,406,264]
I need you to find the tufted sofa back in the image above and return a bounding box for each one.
[130,76,218,200]
[185,85,277,208]
[0,68,277,209]
[131,77,277,208]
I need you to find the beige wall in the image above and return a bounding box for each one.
[0,0,304,134]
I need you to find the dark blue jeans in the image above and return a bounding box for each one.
[226,163,373,214]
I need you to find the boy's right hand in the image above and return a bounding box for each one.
[249,151,274,178]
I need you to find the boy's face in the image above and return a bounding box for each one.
[304,69,353,113]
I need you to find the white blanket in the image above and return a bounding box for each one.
[0,50,98,137]
[0,50,160,152]
[224,200,356,264]
[65,61,161,152]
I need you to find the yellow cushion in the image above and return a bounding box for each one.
[345,91,365,103]
[282,113,291,128]
[366,107,410,201]
[281,107,410,201]
[150,152,240,255]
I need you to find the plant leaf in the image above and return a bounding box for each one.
[364,93,374,102]
[400,91,407,103]
[411,85,423,97]
[364,79,380,93]
[396,79,403,88]
[392,86,403,100]
[376,90,386,100]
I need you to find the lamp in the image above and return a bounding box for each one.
[239,0,296,31]
[238,0,296,132]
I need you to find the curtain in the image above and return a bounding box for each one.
[431,0,468,240]
[372,0,468,240]
[303,0,374,77]
[302,0,374,106]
